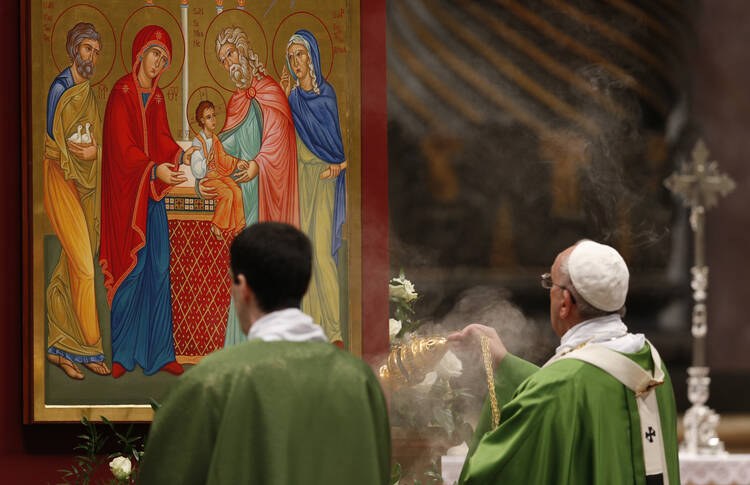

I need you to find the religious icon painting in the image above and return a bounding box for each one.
[22,0,380,423]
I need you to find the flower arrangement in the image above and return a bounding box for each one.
[389,270,419,339]
[387,272,474,448]
[57,412,151,484]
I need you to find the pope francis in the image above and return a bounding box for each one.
[450,240,680,485]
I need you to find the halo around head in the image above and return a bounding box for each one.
[203,9,268,93]
[187,86,228,137]
[50,4,116,86]
[272,11,334,80]
[119,5,184,88]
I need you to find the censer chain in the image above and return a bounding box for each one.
[481,335,500,430]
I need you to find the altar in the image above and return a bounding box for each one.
[166,159,231,364]
[440,453,750,485]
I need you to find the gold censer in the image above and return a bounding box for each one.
[378,336,449,389]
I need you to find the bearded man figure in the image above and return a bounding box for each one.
[213,26,300,347]
[44,22,110,379]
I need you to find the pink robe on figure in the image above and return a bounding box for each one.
[223,75,299,227]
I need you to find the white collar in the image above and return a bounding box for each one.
[556,314,645,356]
[247,308,329,343]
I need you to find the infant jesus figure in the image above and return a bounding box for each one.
[187,100,256,240]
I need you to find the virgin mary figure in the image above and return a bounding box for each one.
[100,25,195,378]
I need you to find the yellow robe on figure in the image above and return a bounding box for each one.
[297,135,342,342]
[43,77,104,362]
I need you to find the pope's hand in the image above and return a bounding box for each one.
[155,163,187,186]
[447,323,508,369]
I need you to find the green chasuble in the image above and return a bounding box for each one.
[460,345,680,485]
[139,341,391,485]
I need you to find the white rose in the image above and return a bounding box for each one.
[389,318,402,341]
[389,282,407,300]
[413,371,437,394]
[109,456,132,480]
[389,277,418,302]
[401,279,418,302]
[435,350,463,378]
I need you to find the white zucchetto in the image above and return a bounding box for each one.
[568,240,629,312]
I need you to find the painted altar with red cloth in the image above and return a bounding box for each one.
[166,165,231,364]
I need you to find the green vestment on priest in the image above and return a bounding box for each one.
[138,341,391,485]
[459,344,680,485]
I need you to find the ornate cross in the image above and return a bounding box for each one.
[664,139,734,455]
[664,139,735,365]
[665,139,735,231]
[645,427,656,443]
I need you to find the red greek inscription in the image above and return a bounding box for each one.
[167,86,179,101]
[333,24,344,43]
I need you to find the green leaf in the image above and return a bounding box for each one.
[390,462,402,484]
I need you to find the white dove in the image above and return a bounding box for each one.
[68,124,83,143]
[81,122,92,144]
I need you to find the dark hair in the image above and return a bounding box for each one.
[66,22,101,63]
[230,222,312,313]
[195,100,214,129]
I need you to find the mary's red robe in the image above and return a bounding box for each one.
[224,75,299,227]
[99,27,182,305]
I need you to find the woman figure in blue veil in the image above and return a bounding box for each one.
[279,29,346,344]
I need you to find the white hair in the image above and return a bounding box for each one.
[216,26,266,88]
[286,35,319,95]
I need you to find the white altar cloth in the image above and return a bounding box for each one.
[440,453,750,485]
[680,452,750,485]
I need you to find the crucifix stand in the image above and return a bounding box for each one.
[664,139,735,455]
